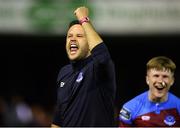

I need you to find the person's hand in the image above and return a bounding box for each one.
[74,6,89,21]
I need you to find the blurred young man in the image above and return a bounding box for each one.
[119,56,180,127]
[51,6,116,127]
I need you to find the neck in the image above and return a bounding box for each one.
[148,91,168,103]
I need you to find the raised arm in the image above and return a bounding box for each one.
[74,6,103,51]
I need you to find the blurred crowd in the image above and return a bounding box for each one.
[0,96,53,126]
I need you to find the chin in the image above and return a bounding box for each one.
[68,54,77,60]
[70,56,81,61]
[155,94,164,100]
[69,57,77,61]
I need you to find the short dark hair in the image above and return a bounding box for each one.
[68,20,80,28]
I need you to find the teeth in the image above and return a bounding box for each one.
[156,82,166,89]
[71,44,77,47]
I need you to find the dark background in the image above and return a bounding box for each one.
[0,34,180,122]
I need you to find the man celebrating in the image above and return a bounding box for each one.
[119,56,180,127]
[51,6,116,127]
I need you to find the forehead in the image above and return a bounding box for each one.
[147,68,172,75]
[68,24,84,34]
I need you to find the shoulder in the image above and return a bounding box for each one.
[57,64,72,81]
[168,92,180,106]
[119,92,148,122]
[168,92,180,114]
[168,92,180,101]
[119,92,147,124]
[123,91,148,110]
[59,64,72,73]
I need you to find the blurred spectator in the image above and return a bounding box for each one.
[2,95,34,126]
[0,95,53,126]
[31,104,52,126]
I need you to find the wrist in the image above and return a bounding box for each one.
[79,17,90,25]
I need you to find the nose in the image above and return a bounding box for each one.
[157,76,164,83]
[70,35,76,41]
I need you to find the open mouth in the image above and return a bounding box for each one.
[155,82,166,91]
[70,43,78,54]
[155,86,164,91]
